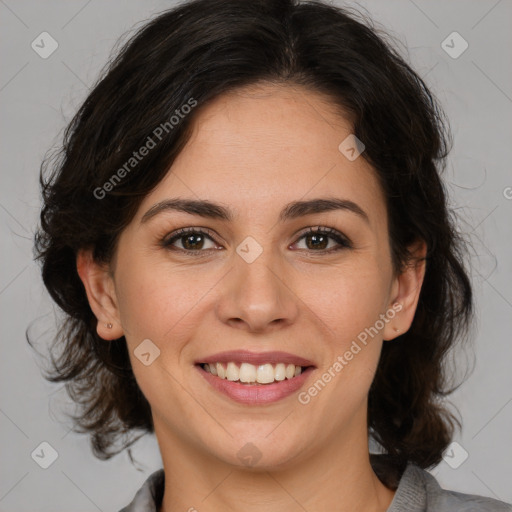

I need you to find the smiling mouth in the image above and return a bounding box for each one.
[198,362,313,385]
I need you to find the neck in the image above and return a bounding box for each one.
[155,421,396,512]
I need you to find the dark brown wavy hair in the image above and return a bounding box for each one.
[32,0,474,470]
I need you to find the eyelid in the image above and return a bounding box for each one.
[293,225,351,244]
[161,225,352,254]
[161,226,222,250]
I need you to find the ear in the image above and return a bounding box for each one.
[76,249,124,340]
[383,238,427,341]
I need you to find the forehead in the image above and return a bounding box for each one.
[135,83,387,231]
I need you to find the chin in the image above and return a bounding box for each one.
[207,432,307,471]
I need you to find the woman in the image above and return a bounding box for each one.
[33,0,512,510]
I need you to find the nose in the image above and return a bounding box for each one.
[216,249,299,334]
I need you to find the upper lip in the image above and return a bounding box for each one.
[196,350,315,367]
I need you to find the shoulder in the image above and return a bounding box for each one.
[393,463,512,512]
[118,468,165,512]
[420,466,512,512]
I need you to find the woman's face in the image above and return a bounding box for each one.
[82,83,424,469]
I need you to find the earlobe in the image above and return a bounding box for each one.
[76,249,123,340]
[383,239,427,341]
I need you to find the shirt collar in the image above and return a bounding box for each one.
[119,456,430,512]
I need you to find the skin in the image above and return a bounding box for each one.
[77,82,426,512]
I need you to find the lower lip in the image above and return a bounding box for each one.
[196,365,315,405]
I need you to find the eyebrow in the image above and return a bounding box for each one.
[141,197,370,225]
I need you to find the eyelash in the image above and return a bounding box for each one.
[160,226,352,256]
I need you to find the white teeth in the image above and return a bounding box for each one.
[274,363,286,381]
[216,362,225,379]
[226,362,239,381]
[257,363,275,384]
[202,361,305,383]
[285,363,295,379]
[239,362,256,383]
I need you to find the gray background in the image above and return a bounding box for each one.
[1,0,511,510]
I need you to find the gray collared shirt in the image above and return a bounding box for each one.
[118,462,512,511]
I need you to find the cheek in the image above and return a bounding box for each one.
[113,264,196,415]
[298,260,389,401]
[114,260,198,342]
[302,262,389,343]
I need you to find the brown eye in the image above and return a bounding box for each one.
[162,228,220,253]
[161,226,351,256]
[292,227,352,253]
